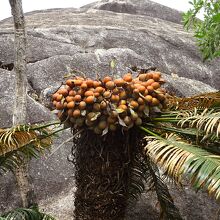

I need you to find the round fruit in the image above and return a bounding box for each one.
[67,101,75,109]
[56,102,64,110]
[114,78,125,87]
[131,111,138,120]
[93,81,102,87]
[85,90,94,97]
[118,104,127,111]
[139,74,147,81]
[123,73,132,82]
[137,85,146,94]
[151,97,160,106]
[152,72,161,81]
[103,91,111,98]
[98,121,108,130]
[69,90,76,96]
[73,109,81,118]
[66,79,74,88]
[79,101,86,110]
[130,100,139,109]
[53,100,57,106]
[66,96,75,103]
[146,72,153,79]
[73,79,83,86]
[52,93,59,100]
[146,79,155,86]
[67,109,73,116]
[107,116,117,124]
[138,104,145,112]
[80,83,88,89]
[106,81,115,90]
[145,95,153,103]
[119,90,127,99]
[93,103,101,111]
[111,94,120,103]
[100,101,107,109]
[103,76,112,84]
[95,86,105,94]
[86,79,94,88]
[147,86,154,93]
[56,94,63,101]
[157,93,165,101]
[151,82,160,90]
[85,96,95,104]
[74,94,82,102]
[137,97,145,105]
[94,92,100,97]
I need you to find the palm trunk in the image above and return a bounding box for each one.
[72,128,139,220]
[9,0,35,208]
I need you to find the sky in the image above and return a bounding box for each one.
[0,0,198,21]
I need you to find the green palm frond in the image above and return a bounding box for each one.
[166,91,220,110]
[0,206,55,220]
[178,108,220,140]
[0,122,61,173]
[144,133,220,199]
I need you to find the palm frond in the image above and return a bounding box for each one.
[145,157,182,220]
[144,133,220,199]
[167,91,220,110]
[1,206,55,220]
[178,108,220,140]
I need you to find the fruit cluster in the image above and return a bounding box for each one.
[52,72,167,135]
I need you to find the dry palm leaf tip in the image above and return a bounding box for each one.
[52,71,167,134]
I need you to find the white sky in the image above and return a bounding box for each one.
[0,0,198,21]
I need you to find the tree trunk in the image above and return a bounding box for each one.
[9,0,35,208]
[71,128,139,220]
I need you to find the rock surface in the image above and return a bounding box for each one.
[0,0,219,219]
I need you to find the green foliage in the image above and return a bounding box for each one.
[183,0,220,60]
[0,206,55,220]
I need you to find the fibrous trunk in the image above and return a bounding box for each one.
[72,128,139,220]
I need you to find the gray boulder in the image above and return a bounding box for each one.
[0,0,219,219]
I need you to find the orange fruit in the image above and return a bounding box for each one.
[66,79,74,88]
[95,86,105,94]
[80,83,88,89]
[147,86,154,93]
[137,97,145,105]
[86,79,94,88]
[157,93,165,101]
[93,80,102,87]
[151,98,160,106]
[123,73,132,82]
[119,100,127,105]
[137,85,146,93]
[139,74,147,81]
[79,101,86,110]
[74,94,82,102]
[67,101,75,109]
[103,76,112,84]
[73,109,81,118]
[69,90,76,96]
[56,102,64,110]
[146,79,155,86]
[146,72,153,79]
[66,96,75,103]
[56,94,63,101]
[118,104,127,111]
[144,89,149,96]
[85,96,95,104]
[145,95,153,103]
[94,92,100,97]
[106,81,115,90]
[58,88,68,96]
[73,79,83,86]
[119,90,127,99]
[114,78,125,87]
[103,91,111,98]
[130,100,139,109]
[152,72,161,81]
[65,85,71,91]
[52,100,57,106]
[151,82,160,90]
[52,93,59,100]
[84,90,94,97]
[112,87,119,95]
[111,94,120,103]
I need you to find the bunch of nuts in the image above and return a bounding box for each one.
[52,72,167,135]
